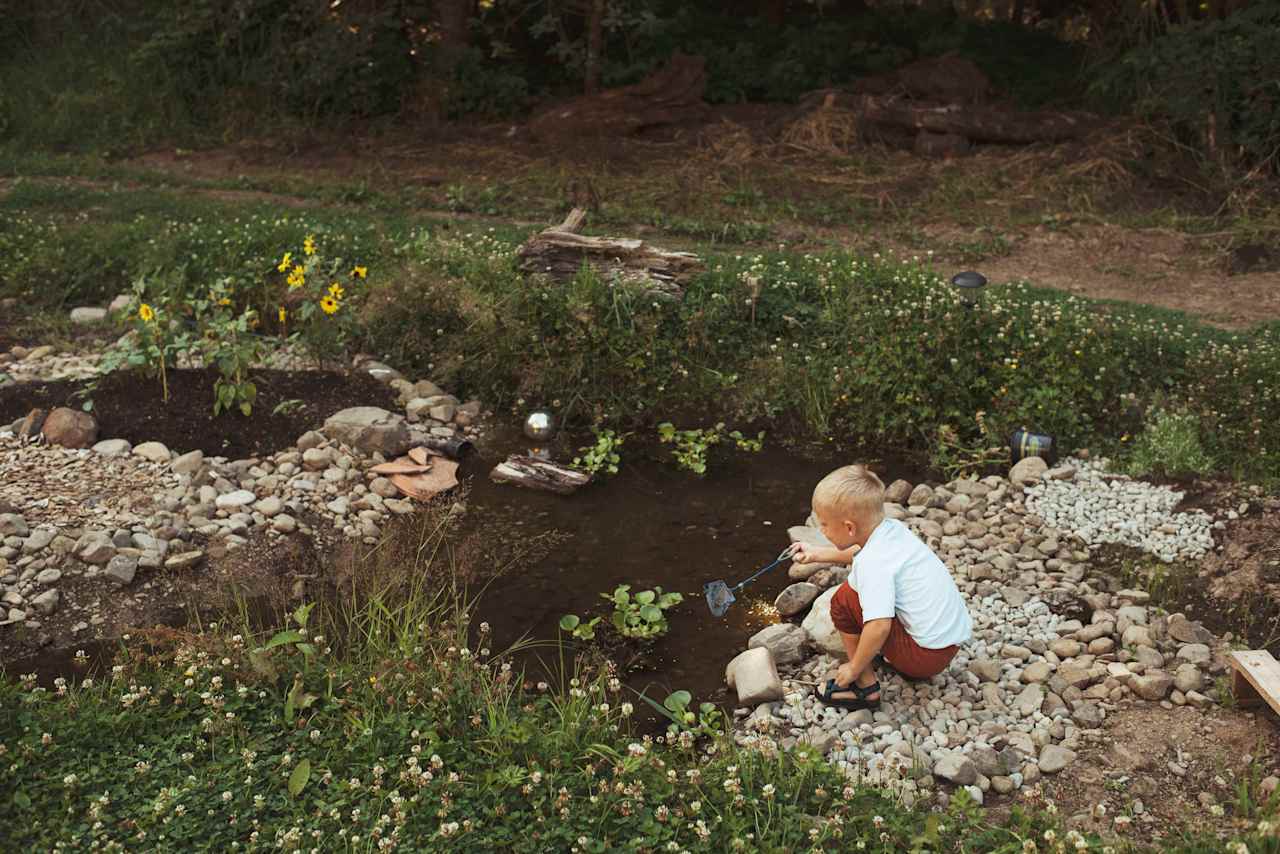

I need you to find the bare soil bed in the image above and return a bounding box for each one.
[0,367,399,458]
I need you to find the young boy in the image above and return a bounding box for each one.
[793,464,972,709]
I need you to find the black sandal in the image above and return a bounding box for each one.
[814,678,881,710]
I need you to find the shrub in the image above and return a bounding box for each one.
[1090,4,1280,172]
[1125,407,1216,479]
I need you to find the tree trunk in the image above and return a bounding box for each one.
[490,456,592,495]
[435,0,473,71]
[584,0,606,95]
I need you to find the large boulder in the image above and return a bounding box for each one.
[774,582,821,617]
[1009,456,1048,485]
[801,587,844,658]
[884,479,913,504]
[724,647,783,705]
[322,407,411,457]
[41,407,98,448]
[748,623,809,665]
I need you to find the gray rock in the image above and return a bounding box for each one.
[1167,614,1214,645]
[907,484,934,506]
[1050,639,1083,658]
[774,582,821,617]
[92,438,132,457]
[1022,661,1053,683]
[800,587,843,658]
[302,447,332,470]
[164,551,204,570]
[253,496,283,517]
[885,479,913,505]
[23,528,55,554]
[1012,684,1045,716]
[1038,744,1076,774]
[171,449,205,475]
[271,514,297,533]
[296,430,326,451]
[748,623,809,665]
[133,441,172,463]
[970,660,1002,683]
[1173,663,1204,694]
[725,647,783,705]
[0,514,29,537]
[1073,701,1104,727]
[322,407,411,457]
[933,754,977,785]
[799,730,838,755]
[30,588,60,615]
[1132,670,1174,701]
[1009,456,1048,485]
[104,554,138,586]
[35,568,61,585]
[370,477,399,499]
[1177,643,1211,665]
[70,306,108,324]
[108,293,133,313]
[215,490,255,510]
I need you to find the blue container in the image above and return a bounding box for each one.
[1010,429,1056,464]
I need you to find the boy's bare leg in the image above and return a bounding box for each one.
[829,630,880,702]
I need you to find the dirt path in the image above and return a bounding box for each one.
[6,122,1278,329]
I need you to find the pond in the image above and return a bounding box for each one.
[461,429,926,708]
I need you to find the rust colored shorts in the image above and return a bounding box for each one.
[830,583,958,679]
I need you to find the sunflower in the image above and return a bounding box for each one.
[277,252,292,272]
[319,295,340,315]
[278,306,287,323]
[287,265,305,289]
[303,235,316,256]
[327,282,345,300]
[139,303,155,323]
[352,265,367,279]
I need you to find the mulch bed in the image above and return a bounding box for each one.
[0,367,399,458]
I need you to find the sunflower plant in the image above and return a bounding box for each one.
[273,234,368,365]
[190,278,266,417]
[96,280,184,402]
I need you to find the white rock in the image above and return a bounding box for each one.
[748,623,809,665]
[725,647,783,705]
[215,490,256,510]
[1038,744,1076,774]
[171,449,205,475]
[1009,456,1048,485]
[253,496,283,517]
[92,438,132,457]
[801,587,844,658]
[133,441,172,463]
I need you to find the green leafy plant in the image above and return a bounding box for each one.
[274,234,369,366]
[1125,407,1215,478]
[657,422,765,475]
[571,428,624,476]
[557,613,601,641]
[640,689,725,741]
[603,584,682,640]
[930,412,1007,478]
[272,398,305,416]
[195,278,265,417]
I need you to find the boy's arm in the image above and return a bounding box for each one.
[793,543,860,565]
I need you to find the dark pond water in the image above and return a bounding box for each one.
[461,428,926,708]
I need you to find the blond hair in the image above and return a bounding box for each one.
[813,464,885,524]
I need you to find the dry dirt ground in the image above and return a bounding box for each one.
[1026,704,1280,845]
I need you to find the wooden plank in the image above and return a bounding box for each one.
[1228,650,1280,717]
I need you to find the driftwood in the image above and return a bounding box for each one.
[490,455,592,495]
[517,208,703,300]
[529,52,709,140]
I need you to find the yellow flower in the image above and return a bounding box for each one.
[277,252,292,272]
[304,235,316,256]
[287,266,305,289]
[328,282,345,300]
[139,303,155,323]
[278,306,287,323]
[320,295,340,315]
[218,297,231,306]
[352,266,367,279]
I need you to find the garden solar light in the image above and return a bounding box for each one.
[951,270,987,308]
[523,408,558,460]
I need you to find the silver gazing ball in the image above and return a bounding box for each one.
[523,409,558,443]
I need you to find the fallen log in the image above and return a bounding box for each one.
[490,455,592,495]
[516,208,703,300]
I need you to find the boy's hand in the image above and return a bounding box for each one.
[791,542,819,564]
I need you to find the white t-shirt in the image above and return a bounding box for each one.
[849,518,972,649]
